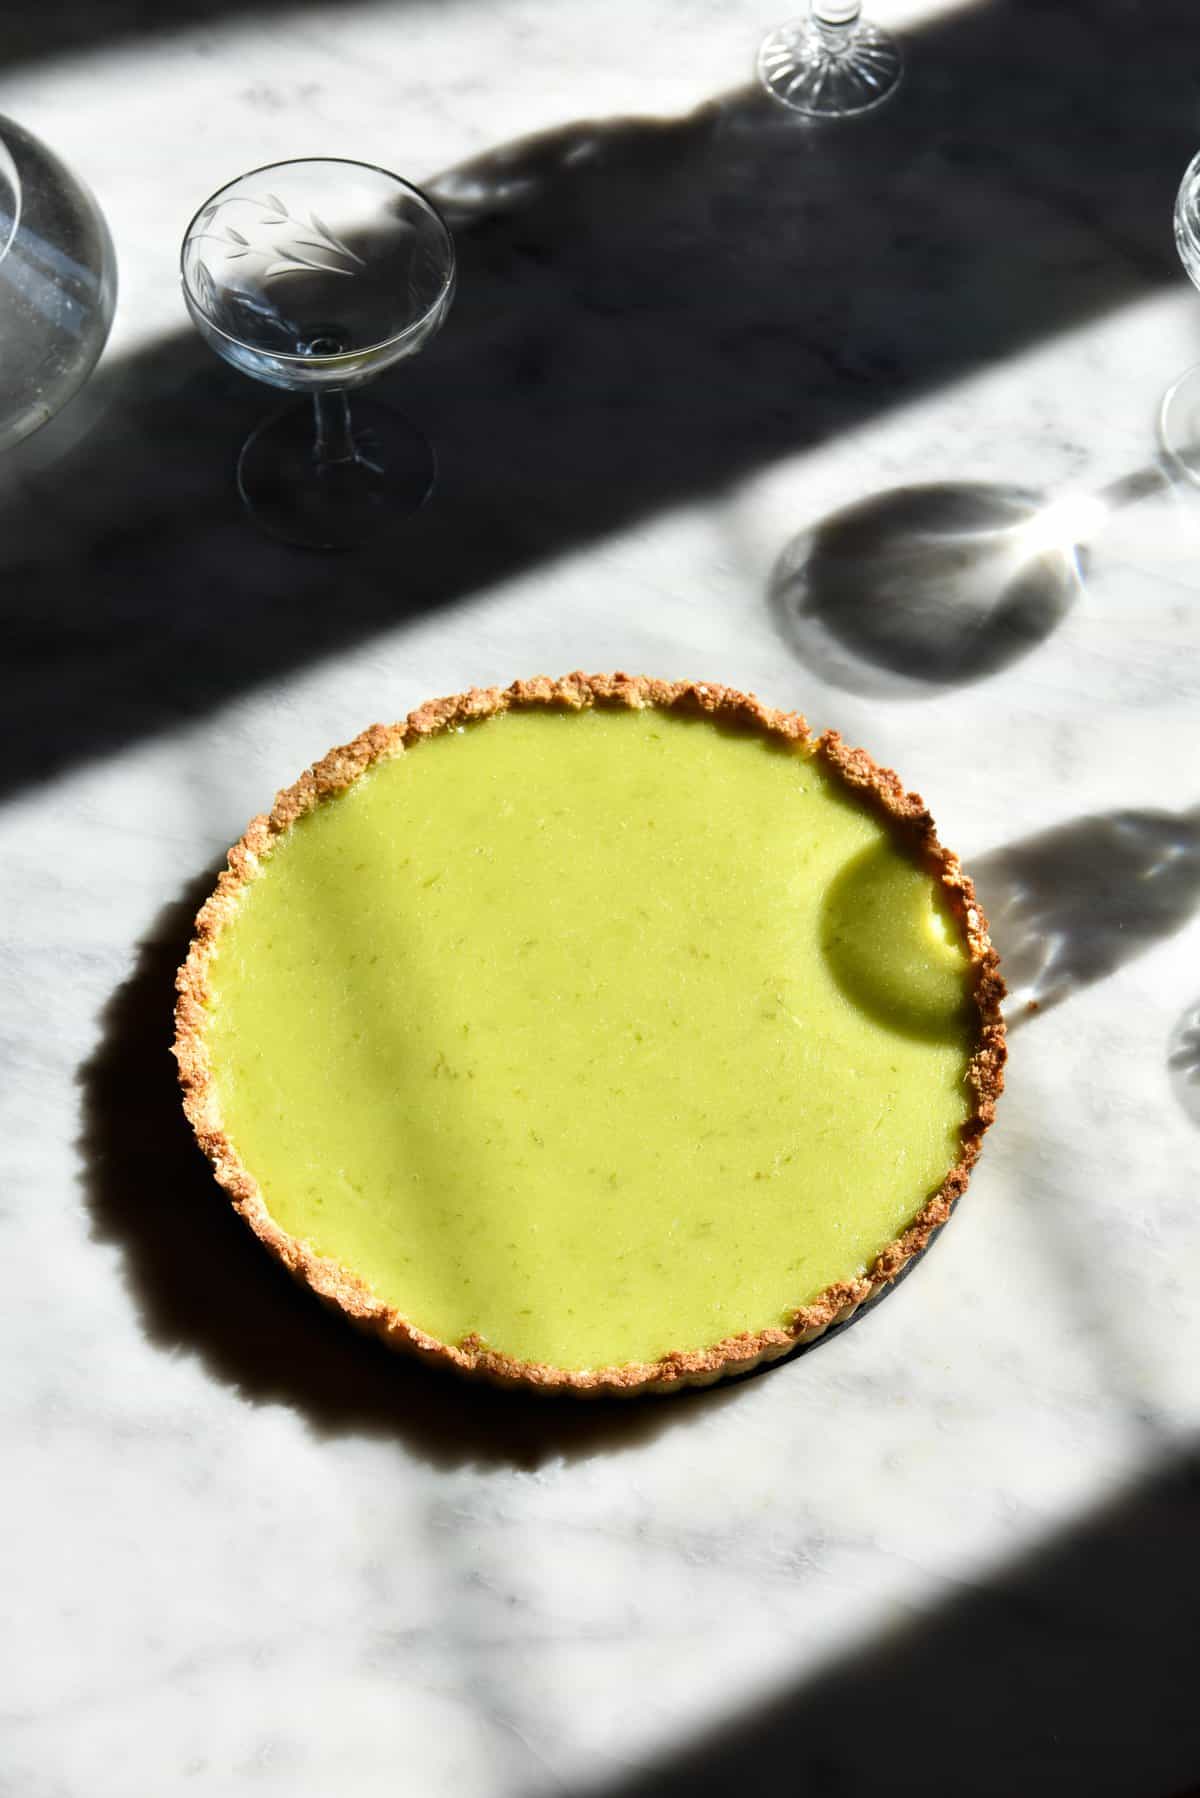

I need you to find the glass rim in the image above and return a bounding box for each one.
[0,128,23,269]
[179,156,456,364]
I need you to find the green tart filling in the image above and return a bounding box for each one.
[196,702,981,1372]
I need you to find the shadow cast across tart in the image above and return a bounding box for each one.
[173,674,1006,1398]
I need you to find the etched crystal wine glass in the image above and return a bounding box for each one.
[1159,149,1200,485]
[758,2,902,117]
[181,158,455,549]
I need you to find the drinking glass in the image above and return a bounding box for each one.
[0,114,117,452]
[181,158,455,549]
[758,2,903,117]
[1159,150,1200,484]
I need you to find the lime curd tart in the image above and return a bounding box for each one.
[174,675,1005,1396]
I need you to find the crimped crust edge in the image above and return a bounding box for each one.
[173,673,1007,1399]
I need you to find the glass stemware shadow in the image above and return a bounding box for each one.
[969,801,1200,1025]
[768,464,1170,697]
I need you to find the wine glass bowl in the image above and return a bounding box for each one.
[181,158,455,548]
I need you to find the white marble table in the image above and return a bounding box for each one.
[3,2,1199,1793]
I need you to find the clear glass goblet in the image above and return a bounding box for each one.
[1160,149,1200,485]
[758,2,903,118]
[181,158,455,549]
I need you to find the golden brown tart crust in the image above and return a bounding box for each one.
[174,673,1007,1397]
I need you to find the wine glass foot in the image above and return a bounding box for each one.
[237,398,437,550]
[1159,363,1200,486]
[757,17,903,117]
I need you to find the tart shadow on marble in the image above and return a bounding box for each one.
[79,873,672,1467]
[4,0,1200,802]
[82,865,925,1463]
[767,464,1170,698]
[582,1447,1200,1798]
[968,800,1200,1027]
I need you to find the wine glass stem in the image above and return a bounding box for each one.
[810,0,862,50]
[312,388,357,467]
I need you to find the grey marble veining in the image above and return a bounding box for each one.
[2,2,1200,1794]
